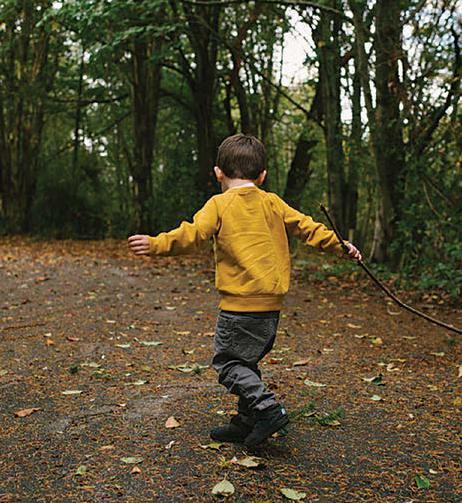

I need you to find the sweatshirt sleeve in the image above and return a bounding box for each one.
[274,195,348,256]
[148,197,220,256]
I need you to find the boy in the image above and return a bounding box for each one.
[128,134,362,447]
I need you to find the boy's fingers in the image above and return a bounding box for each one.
[128,235,148,243]
[129,238,148,247]
[130,245,149,252]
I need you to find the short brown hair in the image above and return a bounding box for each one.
[216,134,266,179]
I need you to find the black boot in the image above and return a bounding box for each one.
[210,414,255,443]
[244,404,289,447]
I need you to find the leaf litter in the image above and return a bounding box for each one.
[1,239,460,501]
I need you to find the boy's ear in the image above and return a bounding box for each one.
[255,170,267,185]
[214,166,224,181]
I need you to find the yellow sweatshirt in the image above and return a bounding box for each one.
[148,186,347,311]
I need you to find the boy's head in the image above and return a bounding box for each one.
[215,134,266,181]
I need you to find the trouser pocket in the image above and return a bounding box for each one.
[228,314,279,364]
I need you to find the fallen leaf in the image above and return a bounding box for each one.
[131,466,142,474]
[168,363,208,374]
[370,337,383,346]
[0,369,8,376]
[280,487,307,500]
[321,418,341,427]
[370,395,384,401]
[66,336,80,342]
[14,407,41,417]
[121,456,143,464]
[304,379,326,387]
[200,442,224,450]
[231,456,263,468]
[347,323,361,329]
[268,357,284,364]
[165,416,180,428]
[139,341,163,347]
[75,465,87,476]
[293,359,310,366]
[45,338,55,346]
[61,390,83,395]
[165,306,176,311]
[212,480,235,497]
[124,379,148,386]
[415,474,431,489]
[362,375,384,385]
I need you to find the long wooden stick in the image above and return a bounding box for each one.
[320,204,462,335]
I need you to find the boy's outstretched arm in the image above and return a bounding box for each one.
[275,195,362,260]
[128,197,220,257]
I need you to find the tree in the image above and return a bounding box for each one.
[0,1,60,232]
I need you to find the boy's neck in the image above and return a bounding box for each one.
[222,178,255,192]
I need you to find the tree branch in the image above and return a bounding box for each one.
[414,25,461,157]
[181,0,351,21]
[47,94,129,106]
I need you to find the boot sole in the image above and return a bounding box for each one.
[210,432,247,443]
[244,415,289,447]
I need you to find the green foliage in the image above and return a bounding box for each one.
[32,155,110,239]
[392,109,462,300]
[0,0,460,304]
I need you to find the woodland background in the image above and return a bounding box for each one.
[0,0,461,297]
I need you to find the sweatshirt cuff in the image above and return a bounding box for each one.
[148,236,158,254]
[333,240,350,257]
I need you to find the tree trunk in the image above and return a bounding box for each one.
[72,51,85,185]
[345,47,361,244]
[130,35,163,232]
[0,1,55,233]
[314,6,347,234]
[179,2,221,199]
[370,0,405,264]
[283,135,317,211]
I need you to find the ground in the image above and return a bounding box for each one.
[0,238,461,503]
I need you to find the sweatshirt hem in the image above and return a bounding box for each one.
[219,295,284,312]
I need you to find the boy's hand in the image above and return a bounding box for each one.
[346,243,362,261]
[128,235,151,256]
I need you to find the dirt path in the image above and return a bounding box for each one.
[0,238,461,502]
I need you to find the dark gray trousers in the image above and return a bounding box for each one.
[212,310,280,417]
